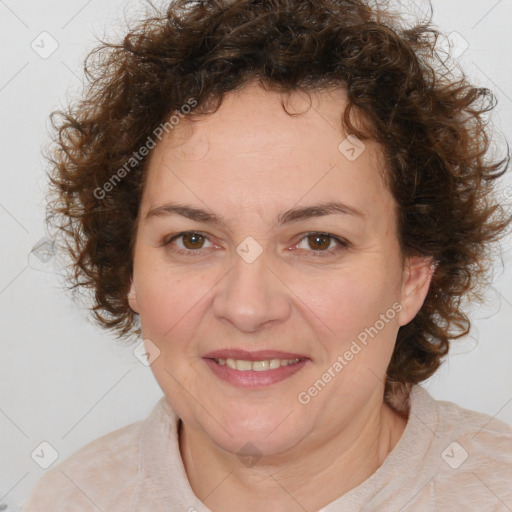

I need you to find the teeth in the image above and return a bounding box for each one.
[236,359,252,371]
[252,360,269,372]
[217,358,300,371]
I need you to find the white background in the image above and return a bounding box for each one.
[1,0,511,509]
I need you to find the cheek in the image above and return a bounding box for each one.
[300,267,399,335]
[295,265,402,379]
[133,260,210,342]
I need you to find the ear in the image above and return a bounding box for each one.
[127,280,140,314]
[397,255,435,326]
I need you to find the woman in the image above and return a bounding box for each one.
[23,0,512,510]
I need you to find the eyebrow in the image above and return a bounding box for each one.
[144,201,365,228]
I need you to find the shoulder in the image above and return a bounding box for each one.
[434,393,512,466]
[415,388,512,508]
[21,402,164,512]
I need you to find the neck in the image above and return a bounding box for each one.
[179,396,407,512]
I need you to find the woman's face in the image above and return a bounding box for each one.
[129,83,432,458]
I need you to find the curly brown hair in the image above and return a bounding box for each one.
[47,0,510,389]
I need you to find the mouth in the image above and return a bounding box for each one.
[215,357,301,371]
[202,350,309,388]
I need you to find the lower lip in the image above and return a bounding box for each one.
[204,358,308,388]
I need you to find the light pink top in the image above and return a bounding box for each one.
[22,385,512,511]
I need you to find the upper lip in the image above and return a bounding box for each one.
[203,349,309,361]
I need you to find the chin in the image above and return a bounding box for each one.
[216,428,304,461]
[200,403,307,457]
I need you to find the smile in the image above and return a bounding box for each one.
[215,358,301,371]
[204,353,308,388]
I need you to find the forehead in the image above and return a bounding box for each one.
[140,83,393,226]
[152,83,364,161]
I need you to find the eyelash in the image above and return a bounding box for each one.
[163,231,350,258]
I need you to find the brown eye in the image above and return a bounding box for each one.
[181,232,206,250]
[306,233,331,251]
[293,232,349,257]
[164,231,215,255]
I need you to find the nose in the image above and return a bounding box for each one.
[212,248,292,333]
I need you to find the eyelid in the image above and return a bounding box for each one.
[163,231,216,249]
[163,230,350,257]
[291,231,350,256]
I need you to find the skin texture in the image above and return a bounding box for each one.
[128,82,433,511]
